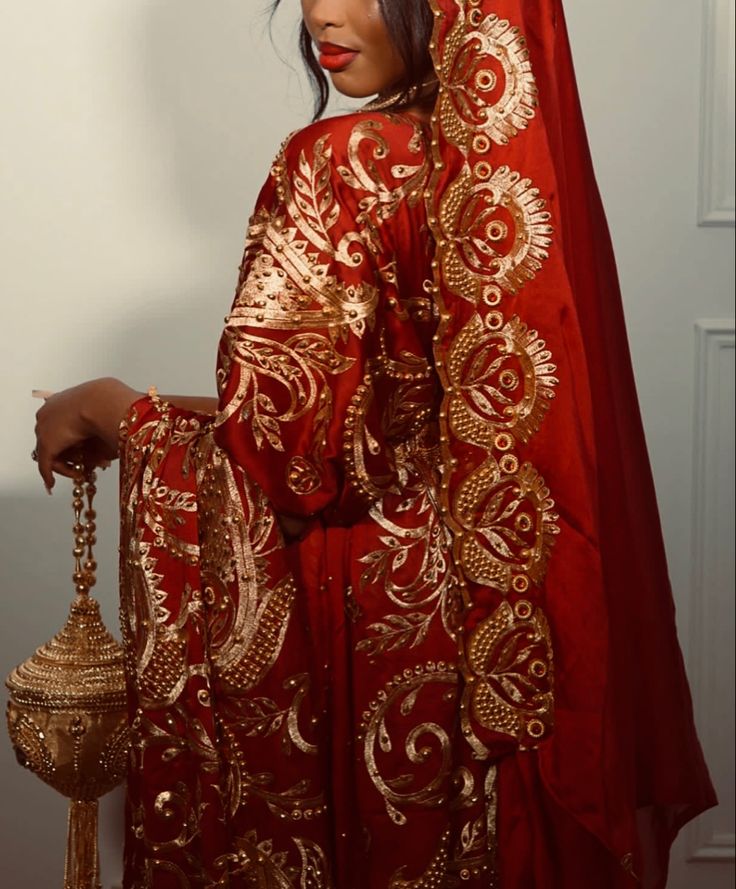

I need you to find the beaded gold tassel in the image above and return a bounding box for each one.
[6,467,129,889]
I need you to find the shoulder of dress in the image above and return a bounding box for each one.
[280,111,429,173]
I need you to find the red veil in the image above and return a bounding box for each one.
[426,0,715,882]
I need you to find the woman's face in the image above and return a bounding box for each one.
[301,0,406,99]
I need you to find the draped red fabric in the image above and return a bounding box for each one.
[525,0,717,873]
[118,2,715,886]
[422,0,716,880]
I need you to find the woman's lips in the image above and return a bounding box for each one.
[319,42,359,73]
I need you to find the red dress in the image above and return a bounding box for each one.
[119,2,715,886]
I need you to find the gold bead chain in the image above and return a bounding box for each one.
[71,467,98,598]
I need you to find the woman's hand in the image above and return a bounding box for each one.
[34,378,141,490]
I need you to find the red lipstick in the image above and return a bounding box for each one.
[319,42,359,73]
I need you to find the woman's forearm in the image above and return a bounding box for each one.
[83,385,218,452]
[34,380,220,490]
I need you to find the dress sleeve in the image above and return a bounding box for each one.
[212,115,430,523]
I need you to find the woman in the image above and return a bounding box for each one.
[34,0,715,886]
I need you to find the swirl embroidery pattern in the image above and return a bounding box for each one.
[218,119,430,504]
[120,405,333,886]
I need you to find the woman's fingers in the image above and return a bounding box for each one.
[34,442,57,492]
[35,405,87,490]
[37,449,98,490]
[50,459,79,481]
[36,440,111,490]
[79,437,116,468]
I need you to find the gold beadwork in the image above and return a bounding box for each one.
[425,0,560,759]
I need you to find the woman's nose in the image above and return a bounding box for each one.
[302,0,344,32]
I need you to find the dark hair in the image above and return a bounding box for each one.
[270,0,435,120]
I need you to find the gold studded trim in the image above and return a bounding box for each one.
[427,0,558,750]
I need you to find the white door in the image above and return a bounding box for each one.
[566,1,735,887]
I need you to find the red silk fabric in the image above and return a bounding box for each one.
[118,1,715,886]
[423,0,716,882]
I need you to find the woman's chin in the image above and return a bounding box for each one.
[328,72,387,101]
[329,82,374,101]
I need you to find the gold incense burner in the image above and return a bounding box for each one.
[6,470,129,889]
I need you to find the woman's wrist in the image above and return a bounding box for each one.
[78,381,218,454]
[80,378,142,452]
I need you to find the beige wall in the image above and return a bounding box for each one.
[0,3,316,884]
[0,2,732,886]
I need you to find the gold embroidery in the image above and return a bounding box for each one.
[427,0,559,753]
[621,853,639,879]
[343,343,437,502]
[227,673,318,757]
[218,576,294,692]
[286,456,322,496]
[456,461,560,592]
[292,134,361,264]
[389,830,451,889]
[438,3,538,151]
[127,778,208,861]
[218,117,433,519]
[216,331,355,462]
[359,663,458,826]
[231,132,379,339]
[449,766,498,884]
[357,477,461,656]
[463,600,553,749]
[130,704,220,786]
[230,226,379,338]
[439,165,553,307]
[127,564,196,712]
[339,117,428,250]
[228,117,429,340]
[122,401,330,884]
[294,837,333,889]
[212,831,333,888]
[142,859,195,888]
[447,313,558,449]
[389,764,498,888]
[198,440,294,691]
[343,371,395,503]
[218,723,325,824]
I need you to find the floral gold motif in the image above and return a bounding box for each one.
[438,2,538,152]
[427,0,559,757]
[464,600,554,748]
[447,313,558,448]
[439,165,553,306]
[456,461,560,592]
